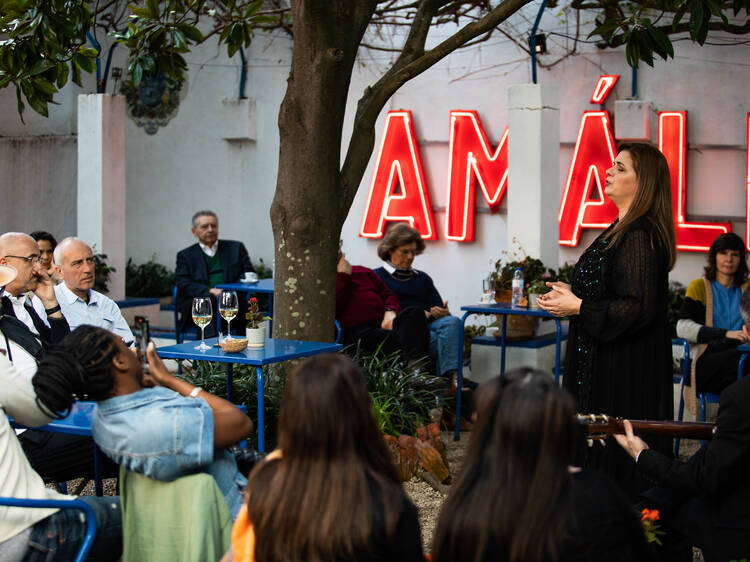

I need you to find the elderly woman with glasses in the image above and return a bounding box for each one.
[374,223,472,395]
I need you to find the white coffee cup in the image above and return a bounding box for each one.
[243,272,258,283]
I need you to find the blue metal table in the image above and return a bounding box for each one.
[215,279,274,334]
[157,337,342,451]
[455,303,566,441]
[10,402,105,496]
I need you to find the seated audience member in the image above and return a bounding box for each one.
[677,232,750,402]
[336,242,430,363]
[53,237,135,345]
[0,234,108,483]
[0,265,122,562]
[225,354,424,562]
[374,223,472,392]
[33,326,254,518]
[30,230,62,285]
[615,287,750,562]
[431,368,650,562]
[176,210,255,337]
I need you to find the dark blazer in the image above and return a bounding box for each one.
[638,373,750,553]
[175,240,254,328]
[0,295,70,360]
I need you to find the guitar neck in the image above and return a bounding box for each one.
[584,418,716,440]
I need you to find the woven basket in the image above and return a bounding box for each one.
[220,338,248,353]
[493,289,537,340]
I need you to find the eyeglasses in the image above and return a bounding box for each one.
[4,254,43,265]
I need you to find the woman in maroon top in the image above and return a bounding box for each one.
[336,243,429,364]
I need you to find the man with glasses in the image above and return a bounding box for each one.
[53,237,134,345]
[0,232,69,380]
[0,232,117,483]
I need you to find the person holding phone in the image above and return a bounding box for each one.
[32,325,254,518]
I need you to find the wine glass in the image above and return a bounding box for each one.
[192,297,213,351]
[219,291,239,340]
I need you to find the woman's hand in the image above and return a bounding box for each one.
[381,310,396,330]
[429,302,450,319]
[537,283,582,317]
[726,330,749,342]
[144,342,172,387]
[614,419,649,461]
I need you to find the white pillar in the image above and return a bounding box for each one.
[507,84,559,267]
[77,94,126,300]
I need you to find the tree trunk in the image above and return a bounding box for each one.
[270,0,376,341]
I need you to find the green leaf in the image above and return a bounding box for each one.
[71,60,82,86]
[73,52,94,73]
[28,58,54,76]
[689,3,708,44]
[132,62,142,86]
[177,23,203,43]
[146,0,160,19]
[32,76,56,94]
[55,61,68,88]
[15,84,25,122]
[27,92,49,116]
[244,0,261,17]
[646,26,674,60]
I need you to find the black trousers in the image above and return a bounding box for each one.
[342,306,430,362]
[696,341,750,394]
[19,430,119,483]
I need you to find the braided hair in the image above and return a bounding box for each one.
[32,325,119,418]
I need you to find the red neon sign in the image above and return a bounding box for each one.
[590,75,619,104]
[558,111,618,246]
[359,110,437,239]
[444,111,509,241]
[658,111,730,251]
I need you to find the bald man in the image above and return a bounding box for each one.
[53,237,134,345]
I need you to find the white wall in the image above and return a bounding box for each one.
[1,10,749,308]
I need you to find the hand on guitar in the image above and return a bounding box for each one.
[614,419,650,461]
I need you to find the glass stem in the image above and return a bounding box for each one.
[201,325,206,347]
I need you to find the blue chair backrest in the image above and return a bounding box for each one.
[0,497,97,562]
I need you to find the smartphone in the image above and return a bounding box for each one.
[134,315,150,367]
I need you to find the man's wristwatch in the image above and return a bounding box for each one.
[44,305,61,315]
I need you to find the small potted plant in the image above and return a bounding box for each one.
[245,297,268,348]
[527,277,550,309]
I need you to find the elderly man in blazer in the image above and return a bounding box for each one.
[175,210,254,336]
[616,287,750,561]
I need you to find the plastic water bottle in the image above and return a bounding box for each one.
[511,267,524,308]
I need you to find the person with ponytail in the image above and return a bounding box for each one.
[431,368,651,562]
[33,325,253,518]
[224,353,424,562]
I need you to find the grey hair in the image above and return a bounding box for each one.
[53,237,89,264]
[191,210,218,228]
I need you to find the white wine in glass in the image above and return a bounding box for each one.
[192,297,213,351]
[219,291,239,340]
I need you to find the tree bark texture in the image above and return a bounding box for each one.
[270,0,533,342]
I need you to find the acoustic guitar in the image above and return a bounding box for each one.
[578,414,716,447]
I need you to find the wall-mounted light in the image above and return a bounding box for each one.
[534,33,547,54]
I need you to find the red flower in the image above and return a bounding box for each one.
[641,508,660,522]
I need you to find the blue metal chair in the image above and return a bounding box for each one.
[672,337,691,456]
[0,497,97,562]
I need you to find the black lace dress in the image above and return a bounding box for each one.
[564,216,673,496]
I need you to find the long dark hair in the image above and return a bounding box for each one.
[432,368,579,562]
[607,143,677,271]
[246,354,406,562]
[703,232,748,287]
[32,325,118,418]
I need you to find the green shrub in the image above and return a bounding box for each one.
[126,255,174,297]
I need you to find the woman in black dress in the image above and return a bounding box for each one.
[538,143,676,496]
[431,369,651,562]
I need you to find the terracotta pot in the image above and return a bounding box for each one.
[246,327,265,348]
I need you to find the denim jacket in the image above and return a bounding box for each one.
[92,387,246,517]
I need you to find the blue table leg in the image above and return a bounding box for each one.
[256,366,265,452]
[226,363,233,403]
[93,444,102,497]
[268,295,274,335]
[739,353,748,381]
[455,312,472,442]
[554,319,562,384]
[500,314,508,375]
